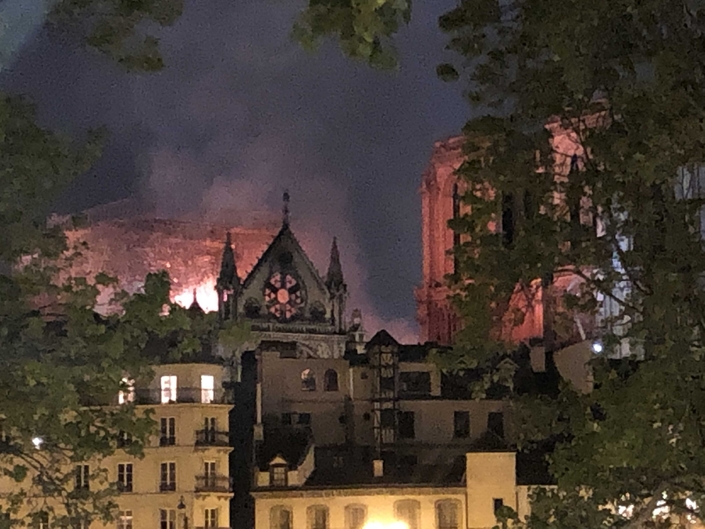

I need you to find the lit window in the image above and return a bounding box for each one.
[117,510,133,529]
[160,375,177,404]
[436,500,460,529]
[160,509,176,529]
[201,375,215,403]
[301,369,316,391]
[75,464,90,490]
[270,465,287,487]
[345,505,367,529]
[307,506,329,529]
[395,500,420,529]
[204,508,218,528]
[160,462,176,491]
[118,377,135,405]
[270,506,292,529]
[117,463,133,492]
[323,369,339,392]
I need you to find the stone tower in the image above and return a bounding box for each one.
[414,136,465,345]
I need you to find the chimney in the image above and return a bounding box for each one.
[373,459,384,478]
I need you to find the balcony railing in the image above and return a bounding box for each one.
[134,388,230,405]
[195,430,230,447]
[195,474,230,493]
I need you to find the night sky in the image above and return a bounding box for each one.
[1,0,468,340]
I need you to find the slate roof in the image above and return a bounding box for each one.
[255,427,313,471]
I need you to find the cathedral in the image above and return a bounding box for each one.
[0,146,594,529]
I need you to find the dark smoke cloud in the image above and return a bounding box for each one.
[0,0,468,342]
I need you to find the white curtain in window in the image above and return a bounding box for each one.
[118,377,135,404]
[161,375,177,404]
[201,375,215,403]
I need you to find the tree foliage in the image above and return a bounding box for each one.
[439,0,705,526]
[49,0,183,71]
[293,0,411,69]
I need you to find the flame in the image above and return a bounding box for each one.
[172,278,219,312]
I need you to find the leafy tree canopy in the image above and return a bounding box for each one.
[438,0,705,527]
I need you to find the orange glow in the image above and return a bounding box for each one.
[172,278,219,312]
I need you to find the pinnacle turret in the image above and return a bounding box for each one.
[216,232,239,291]
[325,237,345,292]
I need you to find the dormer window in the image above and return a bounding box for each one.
[269,456,288,487]
[118,377,135,405]
[160,375,177,404]
[201,375,215,404]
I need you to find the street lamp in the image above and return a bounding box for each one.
[177,496,189,529]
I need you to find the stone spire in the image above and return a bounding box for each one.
[216,232,239,321]
[325,237,347,333]
[188,288,204,315]
[325,237,345,292]
[216,232,238,291]
[282,190,290,228]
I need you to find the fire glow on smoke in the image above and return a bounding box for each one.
[172,278,219,312]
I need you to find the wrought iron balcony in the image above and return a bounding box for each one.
[194,474,230,493]
[133,388,231,405]
[195,429,230,447]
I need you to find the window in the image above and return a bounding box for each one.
[75,464,90,490]
[380,409,395,428]
[204,508,218,528]
[271,464,287,486]
[453,411,470,438]
[307,506,329,529]
[488,412,504,439]
[118,377,134,405]
[201,375,215,403]
[270,506,292,529]
[203,417,217,443]
[399,372,431,396]
[282,413,293,426]
[204,461,216,487]
[37,512,49,529]
[117,511,133,529]
[160,375,177,404]
[117,463,133,492]
[398,411,415,439]
[117,430,132,448]
[323,369,339,391]
[301,369,316,391]
[436,500,460,529]
[493,498,504,514]
[160,417,176,446]
[345,505,367,529]
[160,462,176,491]
[298,413,311,426]
[394,500,420,529]
[160,509,176,529]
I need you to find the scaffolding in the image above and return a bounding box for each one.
[369,337,400,456]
